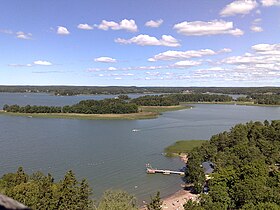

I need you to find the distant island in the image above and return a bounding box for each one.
[0,85,279,96]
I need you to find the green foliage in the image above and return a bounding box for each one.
[146,191,163,210]
[0,168,93,210]
[4,98,139,114]
[131,95,179,106]
[97,190,137,210]
[131,93,232,107]
[186,120,280,209]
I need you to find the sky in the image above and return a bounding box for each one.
[0,0,280,87]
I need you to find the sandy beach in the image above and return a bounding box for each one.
[141,189,198,210]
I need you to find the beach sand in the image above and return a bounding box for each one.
[141,189,198,210]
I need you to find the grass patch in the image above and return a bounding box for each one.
[164,140,206,157]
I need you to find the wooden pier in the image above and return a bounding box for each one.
[146,164,185,176]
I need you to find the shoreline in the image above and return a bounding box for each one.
[140,150,197,210]
[0,105,190,120]
[181,101,280,107]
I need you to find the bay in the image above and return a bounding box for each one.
[0,93,279,202]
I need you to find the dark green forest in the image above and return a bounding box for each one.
[185,120,280,209]
[3,98,138,114]
[0,168,139,210]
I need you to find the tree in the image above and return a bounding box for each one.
[146,191,163,210]
[97,190,137,210]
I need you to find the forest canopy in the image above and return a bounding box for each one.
[185,120,280,209]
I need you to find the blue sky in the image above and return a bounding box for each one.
[0,0,280,86]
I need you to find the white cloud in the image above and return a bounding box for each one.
[251,18,263,32]
[57,26,70,35]
[172,60,202,68]
[261,0,280,6]
[252,43,280,55]
[221,43,280,67]
[77,23,93,30]
[145,19,163,28]
[173,20,244,36]
[115,34,180,47]
[16,31,32,40]
[148,48,231,61]
[219,48,233,53]
[0,29,13,34]
[114,77,122,80]
[9,60,52,67]
[9,64,32,67]
[108,67,117,71]
[33,60,52,66]
[98,19,137,32]
[94,57,117,63]
[220,0,258,17]
[251,26,263,32]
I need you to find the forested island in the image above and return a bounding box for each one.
[1,120,279,209]
[1,93,279,121]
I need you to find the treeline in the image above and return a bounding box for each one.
[0,168,92,209]
[0,167,139,210]
[132,94,232,106]
[3,98,138,114]
[131,95,180,106]
[0,85,279,95]
[185,120,280,209]
[237,94,280,105]
[169,93,232,103]
[3,93,233,114]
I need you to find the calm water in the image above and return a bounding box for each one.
[0,93,279,201]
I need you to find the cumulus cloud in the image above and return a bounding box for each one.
[16,31,32,40]
[98,19,137,32]
[221,43,280,68]
[220,0,258,17]
[77,23,93,30]
[173,20,244,36]
[57,26,70,35]
[9,60,52,67]
[251,43,280,55]
[115,34,180,47]
[148,48,231,62]
[251,26,263,32]
[33,60,52,66]
[145,19,163,28]
[172,60,202,68]
[94,57,117,63]
[261,0,280,6]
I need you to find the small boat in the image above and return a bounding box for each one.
[132,129,139,132]
[27,116,33,118]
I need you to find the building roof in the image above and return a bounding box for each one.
[202,161,214,174]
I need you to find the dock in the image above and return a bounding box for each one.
[146,164,185,176]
